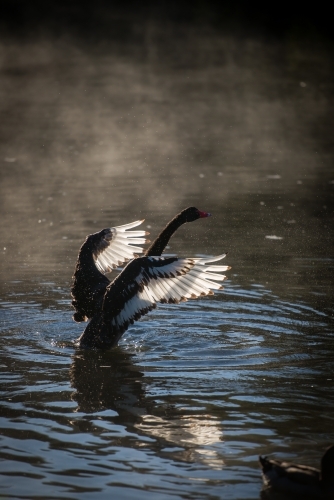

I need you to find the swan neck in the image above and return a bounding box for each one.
[145,214,184,256]
[74,239,100,277]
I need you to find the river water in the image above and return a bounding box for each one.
[0,11,334,500]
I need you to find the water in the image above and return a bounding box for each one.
[1,9,334,499]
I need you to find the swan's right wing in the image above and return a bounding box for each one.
[136,253,229,296]
[78,254,230,348]
[93,220,150,273]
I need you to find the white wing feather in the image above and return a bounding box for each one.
[93,220,149,273]
[111,254,230,332]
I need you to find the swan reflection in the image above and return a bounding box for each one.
[69,348,225,469]
[70,349,148,419]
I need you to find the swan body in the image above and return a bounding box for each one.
[259,446,334,498]
[71,207,230,349]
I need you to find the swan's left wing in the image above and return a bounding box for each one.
[78,254,231,348]
[93,220,150,273]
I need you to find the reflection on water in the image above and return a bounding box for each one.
[70,349,148,417]
[71,349,224,469]
[0,280,333,499]
[1,7,334,500]
[138,414,224,469]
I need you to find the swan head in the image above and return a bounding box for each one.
[181,207,211,222]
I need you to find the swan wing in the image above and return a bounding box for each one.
[105,254,230,333]
[77,254,230,347]
[93,220,150,273]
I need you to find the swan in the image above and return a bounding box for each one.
[71,207,211,322]
[259,445,334,498]
[71,207,230,349]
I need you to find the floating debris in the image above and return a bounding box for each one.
[265,235,283,240]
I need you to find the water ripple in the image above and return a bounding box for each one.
[0,281,333,499]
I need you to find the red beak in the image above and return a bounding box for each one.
[198,210,211,218]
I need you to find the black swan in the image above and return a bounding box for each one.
[259,445,334,498]
[71,207,210,322]
[71,207,230,349]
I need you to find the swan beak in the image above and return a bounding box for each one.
[198,211,211,218]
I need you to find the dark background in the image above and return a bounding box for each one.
[1,0,333,42]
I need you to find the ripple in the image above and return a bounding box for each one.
[0,281,333,499]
